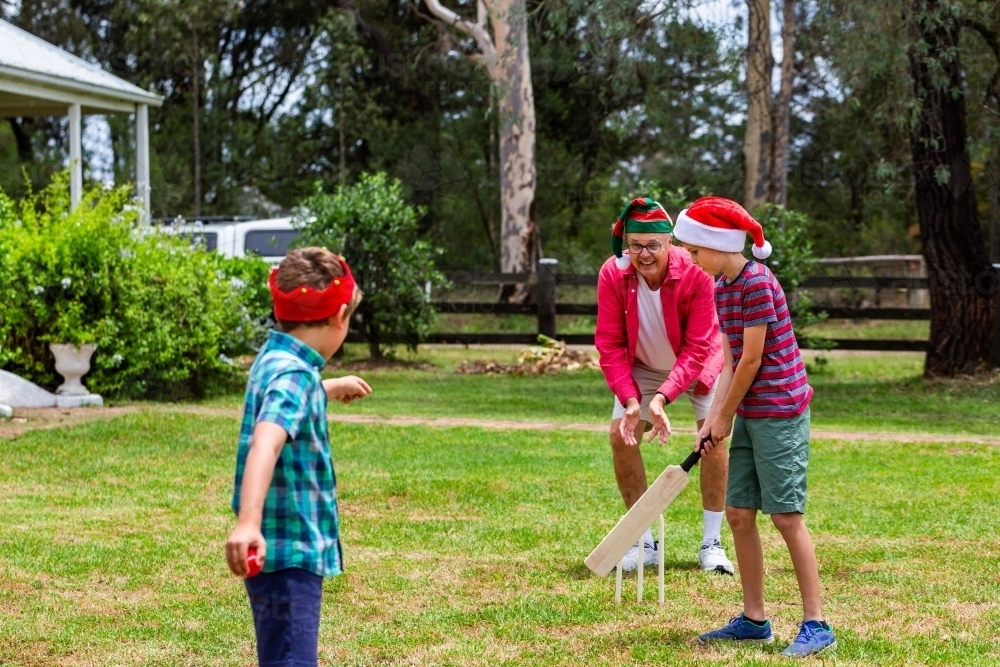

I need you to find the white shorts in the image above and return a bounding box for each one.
[611,362,717,423]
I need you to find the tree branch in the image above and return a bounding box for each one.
[261,40,314,124]
[960,18,1000,109]
[7,117,31,161]
[423,0,496,63]
[962,18,999,58]
[635,5,671,28]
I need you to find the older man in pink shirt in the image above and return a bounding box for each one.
[595,198,732,573]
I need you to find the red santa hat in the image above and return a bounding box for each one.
[672,196,772,259]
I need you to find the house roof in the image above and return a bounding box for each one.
[0,19,163,116]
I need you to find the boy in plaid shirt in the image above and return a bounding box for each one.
[225,247,369,666]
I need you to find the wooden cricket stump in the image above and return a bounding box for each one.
[614,515,665,605]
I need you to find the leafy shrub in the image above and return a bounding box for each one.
[753,204,830,346]
[0,174,270,398]
[295,172,448,359]
[212,253,273,359]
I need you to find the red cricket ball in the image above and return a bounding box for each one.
[246,546,263,578]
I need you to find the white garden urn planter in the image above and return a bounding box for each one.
[50,343,97,396]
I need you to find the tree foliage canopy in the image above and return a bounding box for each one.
[0,0,997,271]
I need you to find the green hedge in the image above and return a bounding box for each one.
[0,174,271,398]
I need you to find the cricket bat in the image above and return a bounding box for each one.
[585,441,708,577]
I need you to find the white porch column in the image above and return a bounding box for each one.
[68,103,82,209]
[136,103,150,222]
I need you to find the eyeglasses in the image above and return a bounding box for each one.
[628,241,663,255]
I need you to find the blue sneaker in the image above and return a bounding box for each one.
[698,614,774,644]
[781,620,836,658]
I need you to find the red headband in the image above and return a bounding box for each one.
[268,255,356,322]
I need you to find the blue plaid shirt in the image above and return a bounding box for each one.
[232,330,342,577]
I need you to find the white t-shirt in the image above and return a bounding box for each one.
[635,277,677,372]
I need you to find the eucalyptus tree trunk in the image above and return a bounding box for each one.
[908,0,995,375]
[744,0,773,212]
[423,0,539,303]
[493,0,538,302]
[771,0,795,206]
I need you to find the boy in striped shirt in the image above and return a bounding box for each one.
[672,197,835,658]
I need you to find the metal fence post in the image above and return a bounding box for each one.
[537,258,558,339]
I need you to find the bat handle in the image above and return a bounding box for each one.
[680,436,714,472]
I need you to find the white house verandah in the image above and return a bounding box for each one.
[0,19,164,213]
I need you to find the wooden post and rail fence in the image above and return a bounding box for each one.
[348,256,1000,365]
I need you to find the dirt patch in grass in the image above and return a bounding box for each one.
[943,600,997,624]
[404,510,485,522]
[1,570,154,618]
[0,406,141,440]
[339,550,546,621]
[325,414,1000,445]
[64,580,156,619]
[5,405,1000,448]
[0,639,57,667]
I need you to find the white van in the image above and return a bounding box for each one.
[159,217,303,265]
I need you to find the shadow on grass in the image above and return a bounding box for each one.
[605,626,787,662]
[561,558,700,580]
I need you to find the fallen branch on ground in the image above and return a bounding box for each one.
[456,335,598,375]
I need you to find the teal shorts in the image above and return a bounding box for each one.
[726,407,810,515]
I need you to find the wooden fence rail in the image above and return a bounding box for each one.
[344,332,930,351]
[425,264,936,352]
[371,261,999,358]
[447,271,933,290]
[432,302,934,321]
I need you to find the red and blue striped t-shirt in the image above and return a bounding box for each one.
[715,261,813,418]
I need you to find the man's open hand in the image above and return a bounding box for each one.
[619,399,642,446]
[648,394,672,445]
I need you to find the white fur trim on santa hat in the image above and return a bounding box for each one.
[616,254,631,269]
[752,240,772,259]
[672,208,747,252]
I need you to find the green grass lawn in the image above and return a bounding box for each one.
[801,319,929,341]
[1,412,998,665]
[215,346,1000,438]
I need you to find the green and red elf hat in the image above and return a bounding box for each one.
[612,198,673,269]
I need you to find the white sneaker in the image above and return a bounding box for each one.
[619,541,658,572]
[699,539,734,574]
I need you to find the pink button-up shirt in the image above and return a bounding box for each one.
[595,245,723,407]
